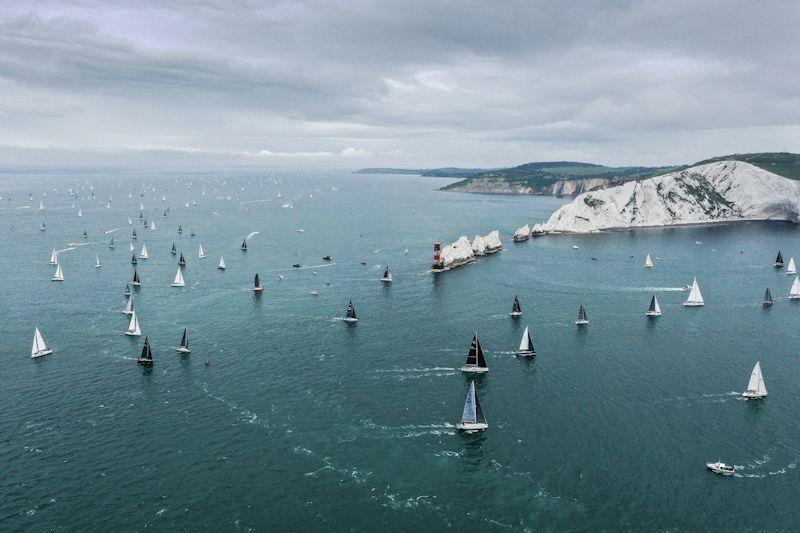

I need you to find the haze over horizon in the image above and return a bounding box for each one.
[2,1,800,169]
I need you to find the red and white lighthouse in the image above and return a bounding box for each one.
[432,242,443,269]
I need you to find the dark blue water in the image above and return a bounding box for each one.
[1,169,799,530]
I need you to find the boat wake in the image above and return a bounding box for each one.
[246,231,260,239]
[628,287,688,292]
[104,227,124,234]
[372,367,456,380]
[56,246,77,254]
[197,381,266,427]
[734,451,798,478]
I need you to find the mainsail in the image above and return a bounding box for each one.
[791,277,800,299]
[218,256,226,270]
[764,288,773,306]
[171,267,185,287]
[346,300,357,320]
[775,251,784,267]
[645,254,654,268]
[460,382,487,426]
[511,296,521,315]
[464,333,488,369]
[517,326,535,355]
[788,257,797,275]
[647,295,661,316]
[126,310,141,336]
[198,244,206,258]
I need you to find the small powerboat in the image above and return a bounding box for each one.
[706,461,735,476]
[322,255,332,261]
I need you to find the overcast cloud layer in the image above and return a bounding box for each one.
[1,0,800,168]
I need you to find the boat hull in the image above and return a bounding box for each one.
[706,463,735,475]
[682,302,704,307]
[457,422,488,433]
[176,348,191,354]
[31,349,53,358]
[646,311,661,317]
[575,320,588,325]
[510,312,522,317]
[460,366,488,373]
[171,283,185,287]
[51,277,64,282]
[380,278,392,283]
[343,317,358,323]
[742,391,767,399]
[125,331,141,337]
[515,350,535,357]
[253,287,264,292]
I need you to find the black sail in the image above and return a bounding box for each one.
[649,295,657,312]
[254,273,260,287]
[133,269,139,283]
[131,253,137,264]
[578,305,586,321]
[776,251,784,266]
[476,337,488,368]
[475,391,487,424]
[180,328,188,348]
[241,238,247,250]
[346,300,357,319]
[512,296,521,313]
[465,335,478,365]
[764,288,773,305]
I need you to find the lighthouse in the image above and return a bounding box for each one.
[432,242,443,270]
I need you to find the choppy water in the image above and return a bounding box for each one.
[1,169,799,530]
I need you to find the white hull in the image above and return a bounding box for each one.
[171,283,185,287]
[460,365,488,373]
[706,463,735,476]
[51,277,64,282]
[125,331,141,337]
[176,347,191,354]
[31,349,53,358]
[457,422,488,433]
[510,312,522,317]
[646,311,661,317]
[516,350,535,357]
[380,278,392,283]
[575,319,588,325]
[253,287,264,292]
[122,310,133,316]
[131,282,141,286]
[742,391,767,399]
[790,295,800,300]
[682,302,704,307]
[343,317,358,323]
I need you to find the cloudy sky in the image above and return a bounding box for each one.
[1,0,799,168]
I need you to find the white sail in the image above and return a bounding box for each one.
[171,267,185,287]
[518,326,531,352]
[788,257,797,275]
[128,217,132,225]
[150,221,156,231]
[52,263,64,281]
[683,278,704,306]
[644,254,654,268]
[49,248,58,265]
[126,310,141,336]
[791,277,800,299]
[77,208,82,217]
[123,294,134,315]
[95,255,102,268]
[198,244,206,258]
[129,242,135,252]
[218,256,226,269]
[743,361,767,398]
[139,244,149,259]
[31,326,52,357]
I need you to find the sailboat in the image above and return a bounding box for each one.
[253,273,264,292]
[510,295,522,317]
[129,242,135,252]
[39,221,47,232]
[49,248,58,265]
[460,333,488,373]
[137,337,153,366]
[125,310,142,336]
[131,253,138,265]
[380,265,392,283]
[149,221,156,231]
[128,217,132,225]
[646,295,661,317]
[742,361,767,399]
[176,328,190,354]
[457,381,488,433]
[683,278,704,307]
[178,253,186,267]
[123,283,131,297]
[171,242,177,255]
[123,294,134,315]
[139,244,149,260]
[171,267,185,287]
[82,229,88,239]
[51,263,64,281]
[790,277,800,299]
[178,225,183,235]
[575,305,588,325]
[109,237,115,249]
[198,244,206,259]
[77,208,82,217]
[763,288,773,307]
[775,251,784,268]
[644,254,654,268]
[516,326,535,357]
[132,228,137,240]
[344,300,358,322]
[788,257,797,275]
[241,238,248,251]
[31,326,53,358]
[218,256,226,270]
[132,268,141,286]
[95,255,102,268]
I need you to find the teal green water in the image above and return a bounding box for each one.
[1,169,799,530]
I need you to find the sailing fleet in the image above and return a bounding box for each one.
[20,186,789,477]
